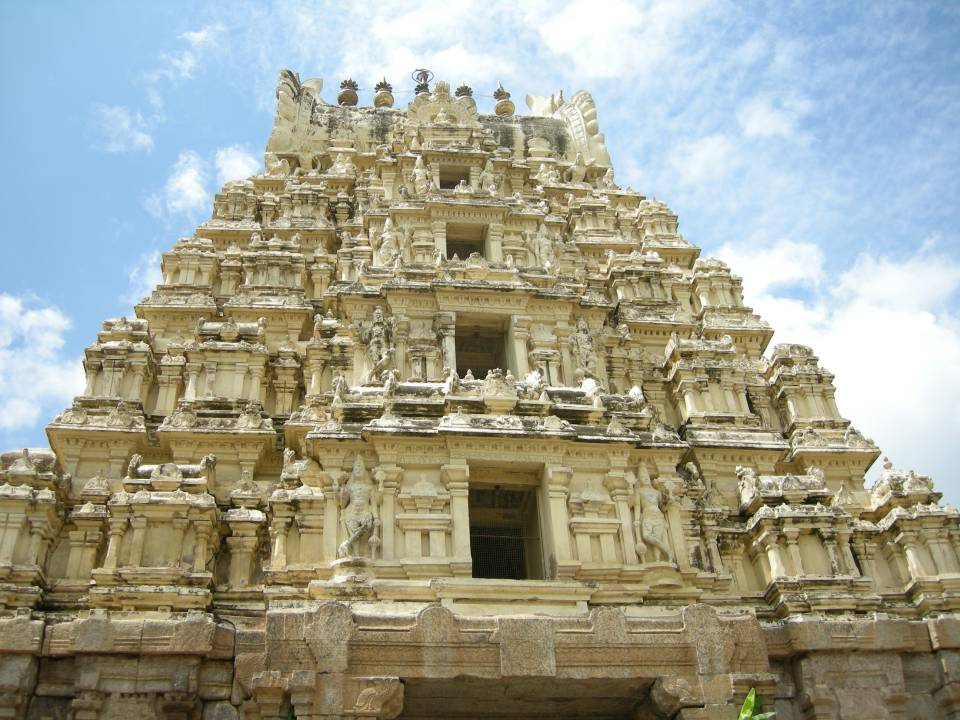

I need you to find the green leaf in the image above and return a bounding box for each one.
[738,688,757,720]
[753,713,776,719]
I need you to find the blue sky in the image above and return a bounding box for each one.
[1,1,958,501]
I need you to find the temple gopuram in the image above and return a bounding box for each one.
[1,69,958,719]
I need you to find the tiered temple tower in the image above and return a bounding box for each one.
[0,70,958,719]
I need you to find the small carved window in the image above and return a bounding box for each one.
[446,222,488,260]
[438,164,470,189]
[469,485,543,580]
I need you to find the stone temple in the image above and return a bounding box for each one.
[1,70,958,720]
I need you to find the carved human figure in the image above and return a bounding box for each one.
[329,152,357,177]
[534,226,556,267]
[477,159,497,195]
[335,455,381,558]
[412,156,431,196]
[331,370,349,402]
[359,306,395,384]
[569,317,599,379]
[599,167,617,189]
[633,468,673,563]
[736,465,759,507]
[375,219,401,267]
[441,365,460,395]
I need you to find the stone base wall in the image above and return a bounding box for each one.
[2,604,958,720]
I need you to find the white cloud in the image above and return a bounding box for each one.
[716,238,824,295]
[532,0,713,80]
[148,150,209,217]
[181,24,223,48]
[0,294,84,432]
[718,240,960,502]
[124,250,163,306]
[670,134,739,185]
[215,145,260,185]
[90,104,154,153]
[835,253,960,312]
[737,95,812,140]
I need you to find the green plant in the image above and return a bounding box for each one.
[738,688,775,719]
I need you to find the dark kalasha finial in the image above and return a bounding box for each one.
[411,68,434,95]
[455,84,473,98]
[337,78,359,107]
[494,82,515,116]
[374,78,395,108]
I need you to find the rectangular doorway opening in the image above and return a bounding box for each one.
[446,222,487,260]
[469,485,543,580]
[439,164,470,190]
[455,318,507,379]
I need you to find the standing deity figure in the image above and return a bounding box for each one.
[632,467,673,563]
[335,455,381,558]
[412,155,431,196]
[569,317,599,380]
[331,370,349,402]
[736,465,759,507]
[534,225,556,267]
[359,306,395,384]
[375,219,401,267]
[599,167,617,189]
[477,159,497,196]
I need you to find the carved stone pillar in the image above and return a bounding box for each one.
[486,222,504,262]
[543,465,575,577]
[929,529,960,574]
[377,465,403,561]
[82,358,101,396]
[269,516,292,570]
[226,526,262,587]
[435,312,457,372]
[248,366,266,402]
[759,534,787,580]
[65,511,105,581]
[610,481,638,565]
[507,315,531,377]
[192,519,213,573]
[852,537,877,586]
[783,527,804,576]
[431,220,446,257]
[101,516,127,570]
[820,529,842,576]
[157,359,185,415]
[837,530,861,577]
[442,464,471,574]
[127,516,148,567]
[184,361,202,401]
[897,529,930,579]
[724,539,751,591]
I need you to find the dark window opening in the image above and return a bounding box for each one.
[455,322,507,379]
[469,485,543,580]
[439,164,470,190]
[446,222,487,260]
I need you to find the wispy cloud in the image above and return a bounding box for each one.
[89,104,154,153]
[146,150,209,218]
[737,95,812,141]
[90,23,224,151]
[0,294,84,433]
[215,145,260,185]
[124,250,163,306]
